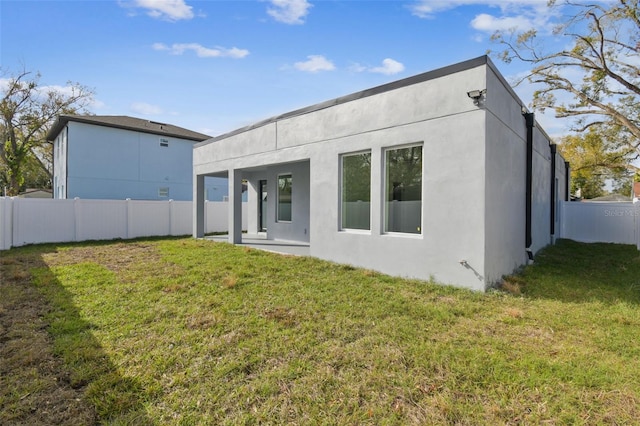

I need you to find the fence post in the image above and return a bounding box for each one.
[0,197,13,250]
[126,198,132,239]
[74,198,81,242]
[636,201,640,251]
[169,199,173,236]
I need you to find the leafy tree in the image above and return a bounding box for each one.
[0,69,94,195]
[492,0,640,174]
[0,152,50,194]
[558,128,633,198]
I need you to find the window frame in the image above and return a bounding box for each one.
[277,173,292,223]
[339,150,372,232]
[382,142,424,236]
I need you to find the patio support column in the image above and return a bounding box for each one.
[228,168,243,244]
[193,174,205,238]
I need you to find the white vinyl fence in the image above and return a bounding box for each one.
[561,201,640,249]
[3,198,639,252]
[0,197,247,250]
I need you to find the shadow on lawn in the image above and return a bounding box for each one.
[510,239,640,305]
[0,245,152,425]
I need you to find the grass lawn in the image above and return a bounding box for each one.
[1,238,639,424]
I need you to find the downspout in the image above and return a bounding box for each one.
[524,112,534,261]
[564,161,570,201]
[550,144,557,239]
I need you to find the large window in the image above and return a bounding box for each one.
[341,151,371,230]
[384,144,422,234]
[277,174,292,222]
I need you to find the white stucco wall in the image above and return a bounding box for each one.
[483,117,527,284]
[530,126,553,254]
[195,60,490,290]
[194,56,566,291]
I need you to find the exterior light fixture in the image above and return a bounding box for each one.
[466,89,486,106]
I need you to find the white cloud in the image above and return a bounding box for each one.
[125,0,195,21]
[350,58,405,75]
[471,13,535,32]
[370,58,405,75]
[408,0,547,19]
[267,0,312,25]
[410,0,558,35]
[153,43,249,59]
[294,55,335,72]
[130,102,164,115]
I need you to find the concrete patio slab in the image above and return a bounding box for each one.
[205,234,310,257]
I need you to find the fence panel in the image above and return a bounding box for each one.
[0,198,247,250]
[76,199,128,241]
[128,200,171,239]
[561,201,637,245]
[13,198,76,246]
[205,201,229,233]
[170,201,193,236]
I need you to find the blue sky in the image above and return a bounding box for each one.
[1,0,578,137]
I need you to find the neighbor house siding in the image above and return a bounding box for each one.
[64,122,192,200]
[53,126,68,199]
[53,121,227,201]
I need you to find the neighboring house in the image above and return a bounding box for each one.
[585,194,631,202]
[47,115,228,201]
[634,182,640,203]
[18,188,53,198]
[193,56,568,291]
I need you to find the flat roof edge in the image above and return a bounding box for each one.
[196,55,490,148]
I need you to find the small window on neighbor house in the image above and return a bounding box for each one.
[341,151,371,230]
[277,174,292,222]
[384,144,423,234]
[159,138,169,147]
[159,187,169,197]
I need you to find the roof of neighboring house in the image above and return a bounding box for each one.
[18,188,53,198]
[46,115,211,142]
[583,193,631,202]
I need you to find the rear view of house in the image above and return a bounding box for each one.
[193,56,568,291]
[48,115,227,201]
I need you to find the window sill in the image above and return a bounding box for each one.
[339,228,371,235]
[382,232,423,239]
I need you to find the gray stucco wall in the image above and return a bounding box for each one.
[194,56,566,291]
[531,125,553,254]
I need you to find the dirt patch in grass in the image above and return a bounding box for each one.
[0,255,97,425]
[43,241,160,272]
